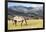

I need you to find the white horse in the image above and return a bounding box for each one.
[13,16,27,26]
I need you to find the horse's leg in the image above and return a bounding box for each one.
[14,20,17,26]
[12,19,14,25]
[21,20,23,26]
[25,19,27,25]
[13,20,15,26]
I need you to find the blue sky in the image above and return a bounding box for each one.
[8,2,43,8]
[8,2,32,8]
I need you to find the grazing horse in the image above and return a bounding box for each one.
[13,16,27,26]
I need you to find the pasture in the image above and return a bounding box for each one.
[8,19,43,30]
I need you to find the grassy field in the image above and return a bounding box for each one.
[8,19,43,30]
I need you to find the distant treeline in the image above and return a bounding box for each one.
[8,15,43,20]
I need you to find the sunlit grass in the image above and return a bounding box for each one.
[8,19,43,30]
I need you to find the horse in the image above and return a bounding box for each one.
[13,16,27,26]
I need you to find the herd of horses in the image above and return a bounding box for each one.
[8,16,30,26]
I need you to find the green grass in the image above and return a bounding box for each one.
[8,19,43,30]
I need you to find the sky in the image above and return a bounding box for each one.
[8,2,43,8]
